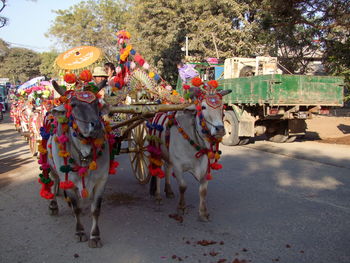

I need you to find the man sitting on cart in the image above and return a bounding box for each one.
[92,66,109,97]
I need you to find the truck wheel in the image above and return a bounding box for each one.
[222,111,240,146]
[238,137,250,145]
[267,134,288,143]
[286,136,297,143]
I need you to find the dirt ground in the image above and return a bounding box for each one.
[305,115,350,145]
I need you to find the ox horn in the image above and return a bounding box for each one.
[96,79,108,93]
[218,89,232,97]
[52,80,66,96]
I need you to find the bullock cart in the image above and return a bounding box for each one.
[106,100,189,185]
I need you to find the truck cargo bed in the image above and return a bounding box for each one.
[219,74,344,106]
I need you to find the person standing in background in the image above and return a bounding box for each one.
[104,62,116,96]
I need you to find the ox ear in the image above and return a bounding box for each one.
[52,80,66,96]
[218,89,232,97]
[51,104,66,116]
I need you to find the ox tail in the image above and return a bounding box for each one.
[149,176,157,196]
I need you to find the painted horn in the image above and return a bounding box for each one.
[96,79,107,93]
[51,80,66,96]
[218,90,232,97]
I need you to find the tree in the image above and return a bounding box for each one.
[255,0,350,74]
[0,0,8,28]
[39,51,59,79]
[47,0,126,61]
[0,38,9,57]
[0,47,41,83]
[127,0,259,85]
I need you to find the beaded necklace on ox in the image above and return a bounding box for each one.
[148,79,226,181]
[173,89,224,181]
[38,90,118,200]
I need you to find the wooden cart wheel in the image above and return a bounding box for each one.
[128,122,151,184]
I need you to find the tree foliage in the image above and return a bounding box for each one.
[15,0,342,89]
[256,0,350,74]
[39,51,59,79]
[0,47,41,83]
[126,0,261,84]
[47,0,126,61]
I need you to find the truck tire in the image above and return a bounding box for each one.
[286,136,297,143]
[266,124,289,143]
[238,137,250,145]
[222,111,240,146]
[267,134,288,143]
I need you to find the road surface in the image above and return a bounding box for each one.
[1,112,349,263]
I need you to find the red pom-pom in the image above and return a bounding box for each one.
[64,73,77,84]
[138,58,145,66]
[109,161,119,174]
[191,77,203,87]
[79,70,93,82]
[210,162,222,170]
[207,80,218,89]
[81,188,89,198]
[134,54,142,63]
[183,84,190,90]
[149,165,165,179]
[59,180,75,189]
[206,173,213,180]
[38,179,54,199]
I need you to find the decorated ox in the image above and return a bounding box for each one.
[148,78,231,221]
[38,80,118,247]
[19,101,33,136]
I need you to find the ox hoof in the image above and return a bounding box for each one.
[177,206,186,215]
[75,232,88,242]
[89,238,102,248]
[48,207,59,216]
[198,213,210,222]
[165,191,175,199]
[155,195,163,205]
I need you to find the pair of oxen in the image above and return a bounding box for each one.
[45,80,231,248]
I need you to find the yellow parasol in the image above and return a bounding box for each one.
[56,46,102,70]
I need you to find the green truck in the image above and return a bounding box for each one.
[219,74,344,145]
[177,58,344,145]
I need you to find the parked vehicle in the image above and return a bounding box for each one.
[219,74,344,145]
[176,57,345,145]
[0,85,7,112]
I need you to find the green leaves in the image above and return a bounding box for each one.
[47,0,125,62]
[0,46,41,83]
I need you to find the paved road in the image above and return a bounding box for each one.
[1,112,350,263]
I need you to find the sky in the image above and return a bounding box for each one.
[0,0,83,52]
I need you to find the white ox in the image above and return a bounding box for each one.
[149,86,231,221]
[43,81,110,248]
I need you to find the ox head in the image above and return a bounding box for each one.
[187,83,232,139]
[52,80,108,139]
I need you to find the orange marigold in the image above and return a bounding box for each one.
[79,70,93,82]
[207,80,219,89]
[191,77,203,87]
[64,73,77,84]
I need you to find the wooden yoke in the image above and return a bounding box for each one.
[109,104,191,114]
